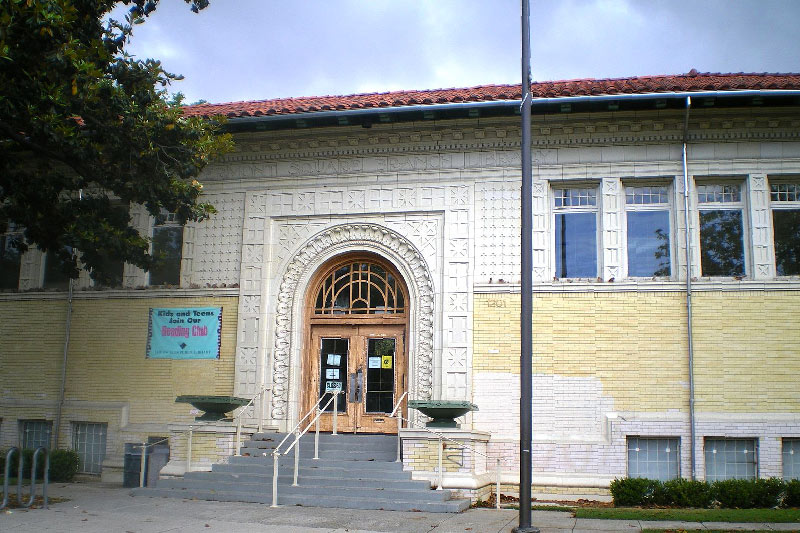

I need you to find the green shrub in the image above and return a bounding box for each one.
[0,448,79,482]
[712,478,786,509]
[662,477,714,508]
[752,478,785,508]
[610,477,661,506]
[48,449,80,482]
[784,479,800,508]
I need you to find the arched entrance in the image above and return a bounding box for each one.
[301,252,408,433]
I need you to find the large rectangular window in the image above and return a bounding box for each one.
[697,183,745,277]
[19,419,52,449]
[43,247,73,290]
[553,187,598,278]
[784,438,800,480]
[72,422,107,474]
[626,185,672,277]
[627,437,680,480]
[770,182,800,276]
[0,225,22,290]
[704,437,757,481]
[150,212,183,286]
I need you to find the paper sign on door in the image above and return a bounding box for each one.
[325,381,342,393]
[326,368,339,379]
[381,355,392,369]
[368,357,381,369]
[326,354,341,366]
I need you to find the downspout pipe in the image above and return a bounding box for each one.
[53,276,74,450]
[681,97,697,480]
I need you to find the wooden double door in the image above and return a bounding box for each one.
[305,323,406,434]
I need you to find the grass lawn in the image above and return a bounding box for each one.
[642,530,795,533]
[576,507,800,523]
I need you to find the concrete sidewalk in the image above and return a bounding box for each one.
[2,481,799,532]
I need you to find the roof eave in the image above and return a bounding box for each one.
[218,89,800,130]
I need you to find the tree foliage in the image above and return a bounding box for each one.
[0,0,231,285]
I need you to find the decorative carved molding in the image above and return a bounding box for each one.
[271,223,435,419]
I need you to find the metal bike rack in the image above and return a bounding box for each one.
[1,446,49,510]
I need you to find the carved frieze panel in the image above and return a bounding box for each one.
[189,193,245,286]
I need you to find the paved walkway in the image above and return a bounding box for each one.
[2,481,799,532]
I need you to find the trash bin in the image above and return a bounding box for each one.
[123,443,144,488]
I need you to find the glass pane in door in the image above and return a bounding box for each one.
[319,338,348,412]
[365,338,395,413]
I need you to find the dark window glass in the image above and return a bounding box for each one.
[0,234,21,289]
[555,212,596,278]
[319,338,348,412]
[150,226,183,286]
[772,210,800,275]
[43,248,73,290]
[627,210,671,277]
[365,338,395,413]
[699,210,745,276]
[93,255,125,287]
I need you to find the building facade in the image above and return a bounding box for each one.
[2,73,800,494]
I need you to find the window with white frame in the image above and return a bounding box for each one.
[769,182,800,276]
[625,185,672,277]
[150,211,183,286]
[704,437,757,481]
[784,438,800,480]
[72,422,108,475]
[0,224,23,290]
[19,419,52,450]
[553,186,598,278]
[627,437,680,480]
[696,183,746,277]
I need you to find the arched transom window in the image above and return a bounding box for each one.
[314,261,406,315]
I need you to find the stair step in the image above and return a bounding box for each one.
[184,470,431,490]
[227,456,405,471]
[155,478,451,502]
[136,487,470,513]
[212,463,413,480]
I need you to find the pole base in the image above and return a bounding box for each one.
[512,527,540,533]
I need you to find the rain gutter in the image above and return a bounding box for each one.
[221,89,800,126]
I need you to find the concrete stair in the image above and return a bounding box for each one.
[134,432,470,513]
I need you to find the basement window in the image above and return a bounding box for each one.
[19,419,52,450]
[704,437,757,481]
[627,437,680,480]
[783,438,800,480]
[72,422,108,475]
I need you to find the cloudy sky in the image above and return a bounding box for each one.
[114,0,800,105]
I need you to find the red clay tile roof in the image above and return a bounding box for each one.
[182,72,800,119]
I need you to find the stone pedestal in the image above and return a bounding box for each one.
[160,422,251,477]
[400,428,493,500]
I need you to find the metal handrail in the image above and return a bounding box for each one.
[394,413,503,510]
[389,391,409,463]
[271,391,341,507]
[233,385,271,455]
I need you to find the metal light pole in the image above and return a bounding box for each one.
[514,0,538,532]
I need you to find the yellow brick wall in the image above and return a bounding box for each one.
[0,295,238,447]
[474,291,800,413]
